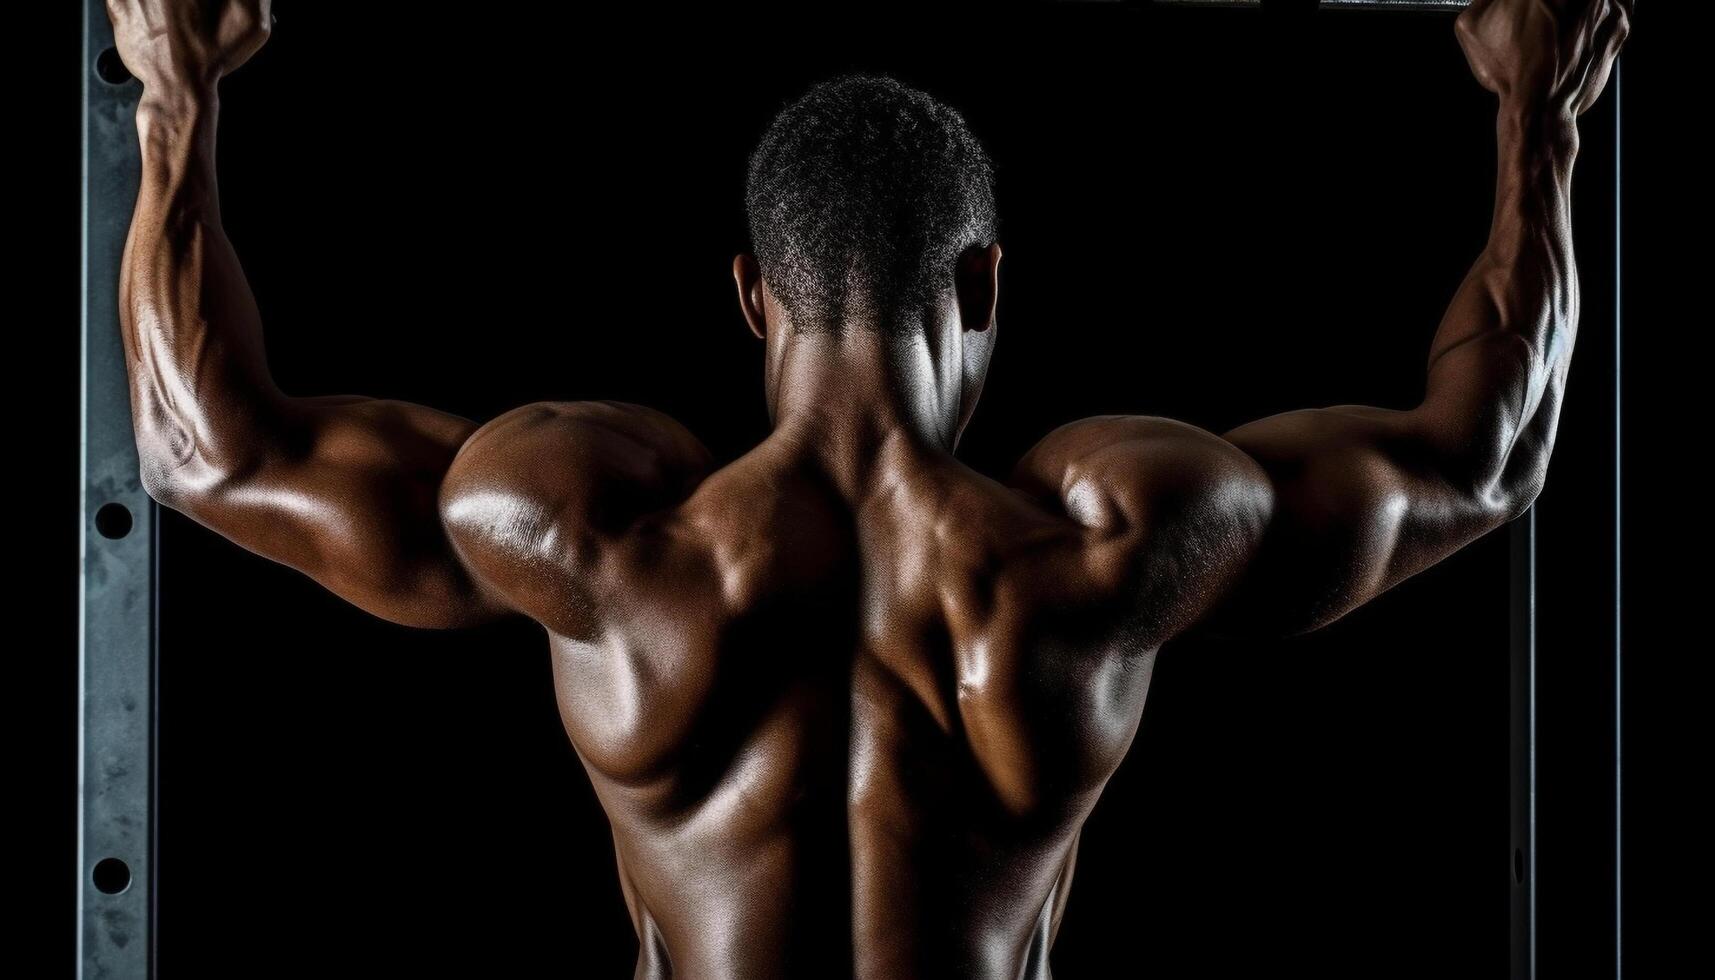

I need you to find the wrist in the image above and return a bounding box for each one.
[137,77,218,119]
[1498,102,1579,160]
[135,83,219,157]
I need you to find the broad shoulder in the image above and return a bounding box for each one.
[1008,415,1275,636]
[453,399,710,476]
[446,400,712,507]
[437,400,714,624]
[1011,415,1273,535]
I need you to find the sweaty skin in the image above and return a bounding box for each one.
[106,0,1631,976]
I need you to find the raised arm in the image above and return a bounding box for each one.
[1010,0,1633,642]
[108,0,508,628]
[1205,0,1633,635]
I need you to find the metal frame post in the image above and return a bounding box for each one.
[1512,509,1537,978]
[1611,64,1623,978]
[80,1,152,977]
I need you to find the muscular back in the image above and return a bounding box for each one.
[109,0,1625,973]
[439,402,1269,979]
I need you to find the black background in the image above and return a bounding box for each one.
[26,2,1693,978]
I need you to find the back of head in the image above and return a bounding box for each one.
[745,75,997,334]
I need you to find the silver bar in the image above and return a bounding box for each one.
[1157,1,1472,8]
[1320,1,1470,9]
[80,0,153,977]
[1611,60,1624,980]
[1511,510,1536,980]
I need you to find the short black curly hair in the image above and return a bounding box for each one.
[744,74,997,334]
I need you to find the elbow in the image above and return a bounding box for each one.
[136,451,228,514]
[1492,473,1545,526]
[1431,400,1558,529]
[135,426,272,512]
[1457,469,1543,532]
[1495,432,1554,523]
[138,454,190,510]
[1436,435,1549,529]
[1446,469,1540,532]
[1485,444,1551,526]
[134,419,206,510]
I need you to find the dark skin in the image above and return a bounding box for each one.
[107,0,1632,975]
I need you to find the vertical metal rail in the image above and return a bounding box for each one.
[80,1,152,977]
[1511,510,1536,980]
[1610,61,1624,980]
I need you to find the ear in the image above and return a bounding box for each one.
[733,253,767,340]
[955,243,1002,333]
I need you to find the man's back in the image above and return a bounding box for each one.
[104,0,1626,974]
[439,401,1264,979]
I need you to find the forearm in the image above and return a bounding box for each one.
[121,84,290,496]
[1416,105,1581,511]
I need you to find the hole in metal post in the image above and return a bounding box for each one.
[93,857,132,895]
[95,503,133,540]
[1513,847,1525,885]
[95,47,132,86]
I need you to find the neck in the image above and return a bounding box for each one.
[768,327,960,500]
